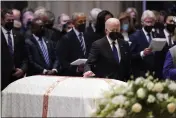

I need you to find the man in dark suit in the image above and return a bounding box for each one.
[56,12,92,76]
[1,9,28,90]
[25,18,60,76]
[84,18,131,81]
[129,10,158,78]
[154,13,176,79]
[163,45,176,80]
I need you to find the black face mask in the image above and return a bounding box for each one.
[44,23,54,29]
[109,32,122,41]
[36,29,45,38]
[144,26,153,33]
[154,22,164,30]
[5,22,14,31]
[77,23,86,32]
[26,21,32,28]
[166,24,176,33]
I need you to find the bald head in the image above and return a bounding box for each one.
[105,18,120,32]
[12,9,21,20]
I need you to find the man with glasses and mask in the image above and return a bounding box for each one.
[83,18,131,81]
[56,12,92,76]
[1,9,28,90]
[129,10,157,78]
[25,18,60,76]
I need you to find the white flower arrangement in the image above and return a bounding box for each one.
[91,74,176,118]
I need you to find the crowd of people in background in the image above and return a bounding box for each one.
[1,5,176,90]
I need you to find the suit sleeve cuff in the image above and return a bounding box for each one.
[43,69,48,74]
[52,69,58,73]
[140,51,145,58]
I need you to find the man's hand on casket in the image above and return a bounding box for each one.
[46,70,57,75]
[12,68,25,78]
[83,71,95,78]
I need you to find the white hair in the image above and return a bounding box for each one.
[141,10,156,22]
[72,12,85,21]
[89,8,102,22]
[105,18,120,30]
[34,9,47,19]
[58,13,70,24]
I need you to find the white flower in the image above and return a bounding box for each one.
[156,93,164,101]
[137,88,146,99]
[147,95,156,103]
[147,75,154,80]
[145,72,150,77]
[135,77,144,85]
[167,103,176,113]
[132,103,142,113]
[104,103,111,111]
[111,95,126,106]
[99,98,109,105]
[163,93,168,100]
[113,108,127,117]
[124,101,130,107]
[152,83,164,92]
[168,82,176,91]
[147,82,154,90]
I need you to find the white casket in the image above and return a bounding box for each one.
[2,76,126,117]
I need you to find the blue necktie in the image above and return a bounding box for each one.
[38,38,50,66]
[78,33,86,55]
[7,31,13,55]
[147,33,152,43]
[112,41,119,63]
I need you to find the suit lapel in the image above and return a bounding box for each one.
[12,30,17,54]
[31,35,46,64]
[1,31,8,47]
[102,37,117,63]
[117,39,125,63]
[71,30,85,56]
[141,30,150,47]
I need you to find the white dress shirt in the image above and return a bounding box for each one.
[33,34,48,53]
[107,35,121,62]
[91,23,96,32]
[164,29,174,45]
[142,28,154,43]
[73,27,86,50]
[1,26,14,51]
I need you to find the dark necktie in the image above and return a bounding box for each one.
[78,33,86,55]
[168,35,172,46]
[38,38,50,66]
[112,41,119,63]
[7,31,13,55]
[147,33,152,43]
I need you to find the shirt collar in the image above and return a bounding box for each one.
[73,27,82,37]
[1,26,13,35]
[106,35,118,45]
[142,27,149,36]
[91,23,96,32]
[33,34,42,41]
[164,29,170,37]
